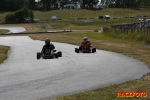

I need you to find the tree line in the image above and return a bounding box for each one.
[4,7,34,24]
[102,0,149,8]
[0,0,150,11]
[0,0,36,11]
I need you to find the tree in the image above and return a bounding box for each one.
[0,0,5,11]
[140,0,150,7]
[82,0,86,8]
[28,0,36,9]
[115,0,122,8]
[81,0,99,9]
[110,0,140,8]
[5,13,16,23]
[29,10,34,22]
[0,0,29,11]
[86,0,99,9]
[5,7,34,23]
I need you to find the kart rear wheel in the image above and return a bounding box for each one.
[37,52,41,59]
[75,48,78,52]
[76,49,79,53]
[79,46,82,51]
[55,54,58,58]
[92,48,96,53]
[58,51,62,57]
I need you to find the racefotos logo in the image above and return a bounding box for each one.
[117,92,148,98]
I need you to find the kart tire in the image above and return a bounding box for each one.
[75,48,78,52]
[76,48,79,53]
[79,46,82,51]
[58,51,62,57]
[55,54,58,58]
[37,52,41,59]
[92,48,96,53]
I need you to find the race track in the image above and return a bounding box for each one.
[0,26,26,33]
[0,36,149,100]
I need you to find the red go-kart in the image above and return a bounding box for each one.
[75,44,96,53]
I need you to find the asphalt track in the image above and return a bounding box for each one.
[0,26,26,33]
[0,36,149,100]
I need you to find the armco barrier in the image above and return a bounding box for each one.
[111,21,150,35]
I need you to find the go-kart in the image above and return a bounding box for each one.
[75,44,96,53]
[37,48,62,59]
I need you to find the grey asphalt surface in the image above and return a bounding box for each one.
[0,36,149,100]
[0,26,26,33]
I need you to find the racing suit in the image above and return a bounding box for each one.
[80,41,91,51]
[42,43,55,54]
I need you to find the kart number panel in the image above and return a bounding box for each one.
[44,49,51,54]
[84,44,88,49]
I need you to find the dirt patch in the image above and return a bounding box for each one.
[145,43,150,47]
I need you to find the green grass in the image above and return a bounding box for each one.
[32,8,150,30]
[0,29,9,34]
[51,79,150,100]
[0,45,9,63]
[33,8,150,20]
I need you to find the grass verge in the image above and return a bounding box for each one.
[0,29,9,34]
[0,45,9,64]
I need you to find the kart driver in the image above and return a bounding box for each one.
[80,37,91,50]
[42,38,55,54]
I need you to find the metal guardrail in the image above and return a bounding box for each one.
[111,21,150,34]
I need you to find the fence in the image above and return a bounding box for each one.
[111,21,150,36]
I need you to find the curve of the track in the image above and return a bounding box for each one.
[0,26,26,33]
[0,36,149,100]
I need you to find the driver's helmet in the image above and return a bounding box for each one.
[83,37,88,43]
[45,38,50,45]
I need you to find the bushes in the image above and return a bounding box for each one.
[4,7,34,24]
[5,13,16,24]
[15,10,25,23]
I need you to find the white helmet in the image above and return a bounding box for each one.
[83,37,88,41]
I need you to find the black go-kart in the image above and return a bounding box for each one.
[37,48,62,59]
[75,44,96,53]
